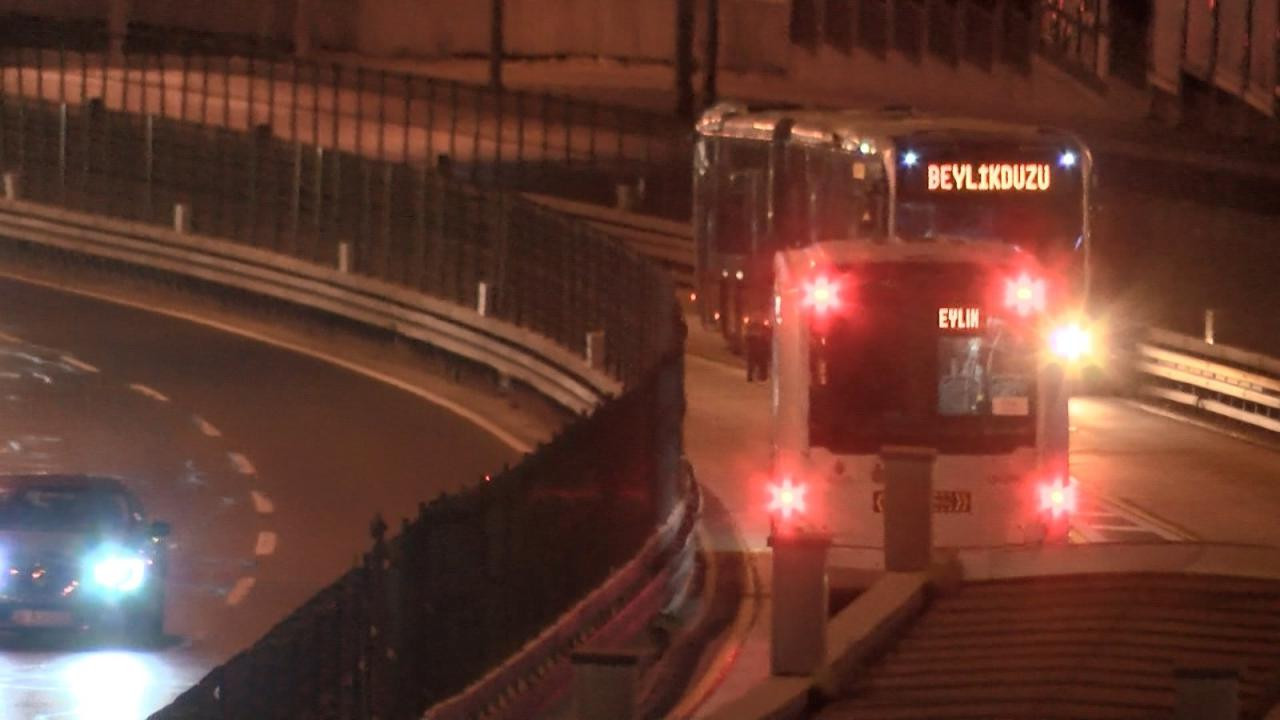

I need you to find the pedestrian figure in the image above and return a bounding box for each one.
[745,317,771,382]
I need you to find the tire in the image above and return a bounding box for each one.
[124,589,165,647]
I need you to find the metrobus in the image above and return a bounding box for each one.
[770,240,1075,547]
[693,104,1096,367]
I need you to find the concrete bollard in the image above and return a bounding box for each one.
[173,203,191,234]
[476,281,488,317]
[881,446,936,572]
[337,242,351,273]
[571,647,644,720]
[1204,309,1215,345]
[2,172,19,201]
[1174,667,1239,720]
[769,529,831,676]
[586,330,606,370]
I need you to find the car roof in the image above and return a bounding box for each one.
[0,474,132,494]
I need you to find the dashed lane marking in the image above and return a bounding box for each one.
[0,271,532,453]
[229,452,256,476]
[226,577,256,606]
[60,355,99,373]
[254,531,278,556]
[249,489,274,515]
[128,383,170,403]
[193,415,223,438]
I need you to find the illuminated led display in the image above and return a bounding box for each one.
[926,163,1053,192]
[938,307,981,330]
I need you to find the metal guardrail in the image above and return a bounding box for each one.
[524,192,696,289]
[0,196,620,413]
[1136,327,1280,434]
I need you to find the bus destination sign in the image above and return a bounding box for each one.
[938,307,981,330]
[927,163,1052,192]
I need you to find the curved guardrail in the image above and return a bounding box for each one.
[1135,327,1280,434]
[0,196,621,414]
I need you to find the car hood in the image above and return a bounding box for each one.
[0,529,127,567]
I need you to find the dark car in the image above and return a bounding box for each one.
[0,474,169,641]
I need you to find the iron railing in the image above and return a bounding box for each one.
[0,28,692,214]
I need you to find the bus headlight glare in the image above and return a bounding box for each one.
[91,554,146,593]
[1049,323,1092,363]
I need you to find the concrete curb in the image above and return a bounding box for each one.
[701,572,930,720]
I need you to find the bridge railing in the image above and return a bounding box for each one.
[1136,327,1280,434]
[0,52,689,720]
[0,26,692,213]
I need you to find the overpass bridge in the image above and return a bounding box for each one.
[0,12,1276,719]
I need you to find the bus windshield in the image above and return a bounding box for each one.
[808,263,1037,454]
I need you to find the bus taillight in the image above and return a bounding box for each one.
[1004,273,1046,317]
[1038,477,1078,518]
[767,476,808,521]
[802,275,842,315]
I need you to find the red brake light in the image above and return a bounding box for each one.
[1004,273,1046,317]
[767,477,808,520]
[802,275,842,314]
[1038,477,1077,518]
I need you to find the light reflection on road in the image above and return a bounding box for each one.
[0,643,203,719]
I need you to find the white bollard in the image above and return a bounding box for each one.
[1175,667,1239,720]
[476,281,488,317]
[571,648,643,720]
[1204,309,1215,345]
[769,529,831,676]
[586,330,606,370]
[337,242,351,273]
[881,446,936,572]
[2,172,19,201]
[173,203,191,234]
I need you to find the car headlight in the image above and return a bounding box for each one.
[88,549,147,593]
[1048,322,1093,363]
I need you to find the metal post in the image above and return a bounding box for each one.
[769,529,830,676]
[1174,667,1239,720]
[338,241,351,273]
[173,203,191,234]
[2,172,19,201]
[586,330,606,370]
[144,114,154,219]
[1204,309,1215,345]
[881,446,936,572]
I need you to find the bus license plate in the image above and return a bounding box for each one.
[872,490,972,514]
[11,609,73,627]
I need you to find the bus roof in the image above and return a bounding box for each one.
[778,239,1038,274]
[697,103,1085,155]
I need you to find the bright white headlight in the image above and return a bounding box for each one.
[91,554,146,593]
[1049,323,1093,363]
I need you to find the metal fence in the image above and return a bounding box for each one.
[0,89,677,382]
[0,25,692,214]
[0,31,688,718]
[153,351,685,719]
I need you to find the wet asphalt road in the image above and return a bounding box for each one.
[0,275,519,718]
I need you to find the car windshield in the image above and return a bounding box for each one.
[0,486,133,531]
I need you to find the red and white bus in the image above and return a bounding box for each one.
[769,240,1075,548]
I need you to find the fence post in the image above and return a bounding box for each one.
[338,242,351,273]
[1174,667,1239,720]
[881,445,935,572]
[173,203,191,234]
[2,172,19,201]
[586,330,606,370]
[476,281,488,316]
[769,528,831,676]
[1204,309,1215,345]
